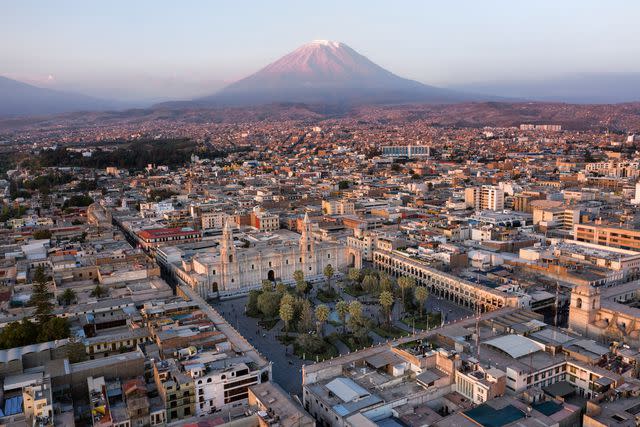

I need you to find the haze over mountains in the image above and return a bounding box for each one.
[0,76,123,117]
[2,40,640,117]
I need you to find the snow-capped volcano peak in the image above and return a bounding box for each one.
[200,41,473,105]
[310,40,342,48]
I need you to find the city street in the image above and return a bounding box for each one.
[211,296,307,397]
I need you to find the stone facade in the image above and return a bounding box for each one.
[181,214,351,298]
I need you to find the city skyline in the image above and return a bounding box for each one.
[3,0,640,102]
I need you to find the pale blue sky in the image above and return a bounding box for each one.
[2,0,639,102]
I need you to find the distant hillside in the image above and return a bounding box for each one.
[0,76,121,117]
[2,102,640,134]
[451,73,640,104]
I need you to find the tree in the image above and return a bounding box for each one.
[348,301,363,321]
[379,291,394,326]
[347,268,361,283]
[293,270,307,295]
[246,290,260,317]
[398,276,416,307]
[323,265,334,292]
[33,266,47,284]
[66,341,88,363]
[91,284,107,299]
[362,274,379,294]
[32,229,52,240]
[298,300,315,333]
[60,288,77,306]
[379,274,393,293]
[261,280,273,292]
[279,302,294,337]
[37,317,70,342]
[315,305,330,337]
[293,270,304,286]
[336,301,349,334]
[257,291,281,318]
[275,282,287,294]
[30,268,53,324]
[414,286,429,318]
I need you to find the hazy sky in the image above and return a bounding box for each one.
[2,0,639,102]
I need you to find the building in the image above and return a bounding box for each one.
[137,227,202,251]
[373,248,521,311]
[382,145,430,158]
[513,191,545,213]
[533,205,580,230]
[465,186,505,211]
[166,215,352,298]
[568,282,640,347]
[184,355,265,415]
[248,382,315,427]
[250,208,280,232]
[322,199,355,216]
[152,358,196,423]
[201,211,228,230]
[454,361,506,404]
[574,223,640,251]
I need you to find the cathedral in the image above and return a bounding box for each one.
[177,214,353,298]
[568,282,640,346]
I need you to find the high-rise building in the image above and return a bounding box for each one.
[465,186,505,211]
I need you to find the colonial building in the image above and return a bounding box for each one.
[173,215,352,298]
[568,282,640,346]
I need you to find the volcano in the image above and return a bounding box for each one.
[197,40,476,106]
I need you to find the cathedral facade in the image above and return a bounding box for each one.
[177,215,353,298]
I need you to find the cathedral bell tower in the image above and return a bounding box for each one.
[300,213,316,265]
[219,219,238,290]
[569,284,600,335]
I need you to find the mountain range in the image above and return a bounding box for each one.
[2,40,640,117]
[0,76,122,117]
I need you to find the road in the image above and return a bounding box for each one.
[210,296,307,398]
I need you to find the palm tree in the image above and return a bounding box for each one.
[362,274,379,294]
[60,288,77,306]
[293,270,306,295]
[275,282,287,294]
[348,301,363,323]
[279,302,294,338]
[347,268,361,283]
[315,304,330,337]
[414,286,429,318]
[379,291,394,327]
[398,276,416,307]
[336,301,349,334]
[323,265,334,293]
[379,273,393,293]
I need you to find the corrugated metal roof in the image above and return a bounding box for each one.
[484,334,544,359]
[325,377,370,403]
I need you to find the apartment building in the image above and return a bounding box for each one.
[533,205,580,230]
[153,359,196,423]
[322,199,355,215]
[465,185,505,211]
[574,223,640,251]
